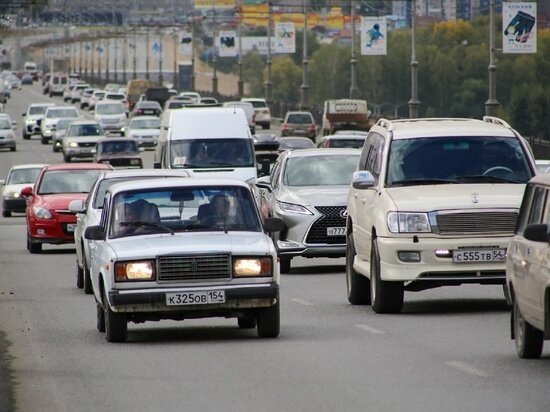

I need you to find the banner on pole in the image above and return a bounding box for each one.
[275,22,295,54]
[218,30,237,57]
[360,16,387,56]
[178,31,193,64]
[151,40,162,61]
[503,2,537,54]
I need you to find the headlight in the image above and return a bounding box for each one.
[4,190,20,199]
[115,260,155,281]
[68,141,78,148]
[25,118,35,124]
[130,159,141,165]
[233,257,272,277]
[32,205,52,219]
[277,201,313,215]
[43,129,52,136]
[387,212,431,233]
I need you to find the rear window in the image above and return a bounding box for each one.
[287,114,313,124]
[248,101,267,109]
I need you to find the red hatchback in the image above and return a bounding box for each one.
[23,163,112,253]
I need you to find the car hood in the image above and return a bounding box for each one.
[109,232,272,259]
[129,129,160,137]
[27,115,44,121]
[39,193,88,210]
[278,185,349,207]
[0,130,12,137]
[386,184,526,212]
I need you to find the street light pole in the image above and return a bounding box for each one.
[237,2,244,98]
[485,0,499,116]
[265,1,273,102]
[408,0,420,118]
[146,30,150,80]
[300,0,309,110]
[212,0,218,95]
[114,36,118,82]
[159,33,164,86]
[122,33,127,84]
[191,23,196,90]
[173,30,178,90]
[349,0,358,98]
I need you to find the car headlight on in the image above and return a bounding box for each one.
[277,201,313,215]
[43,129,52,136]
[115,260,155,281]
[387,212,431,233]
[130,159,141,165]
[68,141,78,148]
[4,190,20,198]
[233,257,272,277]
[32,205,52,219]
[25,118,35,124]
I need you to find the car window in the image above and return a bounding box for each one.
[47,109,78,118]
[270,161,281,189]
[170,139,254,168]
[528,186,547,225]
[287,114,313,123]
[131,118,161,129]
[0,119,11,129]
[29,106,49,115]
[7,168,42,185]
[283,154,359,186]
[68,124,102,137]
[37,170,102,194]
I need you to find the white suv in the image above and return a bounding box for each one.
[241,98,271,130]
[346,117,536,313]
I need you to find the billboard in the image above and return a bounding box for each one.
[503,2,537,54]
[218,31,237,57]
[194,0,236,9]
[361,17,387,56]
[275,22,295,54]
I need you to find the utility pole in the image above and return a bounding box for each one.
[122,33,127,84]
[146,30,150,80]
[237,1,244,98]
[408,0,420,118]
[349,0,358,98]
[212,0,218,95]
[159,33,164,86]
[485,0,499,116]
[300,0,309,109]
[265,1,273,102]
[173,30,178,90]
[114,36,118,82]
[105,37,110,83]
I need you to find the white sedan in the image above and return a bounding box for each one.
[84,177,283,342]
[69,169,191,294]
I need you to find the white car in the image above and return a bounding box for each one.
[40,106,80,144]
[84,177,284,342]
[88,90,106,111]
[223,101,255,134]
[68,169,191,294]
[94,100,127,135]
[241,98,271,130]
[70,83,90,103]
[1,164,46,217]
[506,174,550,359]
[178,91,200,104]
[22,102,55,140]
[0,116,16,152]
[346,117,536,313]
[124,115,161,149]
[80,88,96,109]
[63,84,76,102]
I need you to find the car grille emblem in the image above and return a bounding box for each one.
[340,209,348,218]
[190,260,198,272]
[471,192,479,204]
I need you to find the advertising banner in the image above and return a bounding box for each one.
[178,30,193,64]
[218,30,237,57]
[194,0,236,9]
[361,16,387,56]
[503,2,537,53]
[275,22,295,54]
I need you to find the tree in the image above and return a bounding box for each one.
[270,55,301,102]
[242,51,265,96]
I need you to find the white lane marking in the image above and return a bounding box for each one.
[291,298,314,306]
[445,361,490,378]
[355,323,386,335]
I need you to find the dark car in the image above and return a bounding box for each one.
[21,73,34,85]
[94,138,143,169]
[130,101,162,118]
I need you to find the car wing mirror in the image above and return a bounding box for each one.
[264,217,285,233]
[20,186,33,197]
[68,199,86,214]
[523,223,550,243]
[84,225,105,241]
[352,171,375,189]
[255,176,272,192]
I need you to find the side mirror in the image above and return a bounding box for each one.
[523,223,549,243]
[68,199,86,214]
[153,161,161,169]
[351,171,375,189]
[264,217,285,233]
[84,225,105,241]
[255,176,272,192]
[20,186,33,197]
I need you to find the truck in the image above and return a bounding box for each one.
[321,99,370,136]
[126,79,154,111]
[145,87,170,109]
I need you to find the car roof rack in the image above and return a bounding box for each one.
[375,118,393,131]
[482,116,512,130]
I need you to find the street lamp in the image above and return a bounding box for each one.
[485,0,499,116]
[211,0,218,95]
[300,0,309,110]
[349,1,359,98]
[408,0,420,118]
[237,2,244,97]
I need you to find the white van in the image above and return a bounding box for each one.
[154,108,260,182]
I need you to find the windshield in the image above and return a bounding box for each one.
[387,136,534,186]
[280,139,314,150]
[327,138,365,149]
[284,154,359,186]
[7,168,42,185]
[56,119,73,131]
[37,170,102,194]
[131,118,160,129]
[0,119,11,129]
[68,124,102,137]
[106,94,124,100]
[47,109,78,119]
[29,106,49,115]
[97,104,125,115]
[170,139,255,168]
[248,101,267,109]
[98,140,138,154]
[287,114,313,123]
[109,186,261,238]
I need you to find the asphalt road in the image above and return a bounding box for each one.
[0,84,549,412]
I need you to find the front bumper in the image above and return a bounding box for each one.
[64,149,95,158]
[29,216,76,244]
[3,197,26,213]
[277,242,346,258]
[108,282,279,313]
[0,140,16,149]
[376,235,509,283]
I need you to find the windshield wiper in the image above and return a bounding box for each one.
[454,175,517,183]
[390,178,457,187]
[119,221,174,235]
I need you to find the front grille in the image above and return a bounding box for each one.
[78,142,95,148]
[158,254,231,282]
[101,118,119,124]
[305,206,347,244]
[435,211,518,235]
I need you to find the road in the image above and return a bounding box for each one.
[0,84,549,412]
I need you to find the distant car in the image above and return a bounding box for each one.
[71,83,91,103]
[84,177,283,342]
[22,163,112,254]
[281,111,317,140]
[40,106,79,144]
[80,88,96,109]
[164,100,188,110]
[88,90,106,111]
[223,101,255,134]
[0,116,16,152]
[62,120,105,162]
[241,98,271,130]
[178,91,200,104]
[103,92,128,111]
[124,116,161,149]
[1,164,46,217]
[52,118,77,153]
[199,97,218,105]
[63,84,76,102]
[94,100,127,135]
[23,103,55,140]
[535,159,550,174]
[317,133,366,149]
[94,138,143,169]
[6,75,22,90]
[21,73,33,85]
[256,148,361,273]
[68,169,191,293]
[130,100,162,117]
[278,136,315,151]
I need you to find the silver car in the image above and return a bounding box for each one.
[256,148,360,273]
[62,120,105,162]
[124,115,161,149]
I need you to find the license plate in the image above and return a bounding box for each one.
[166,290,226,306]
[327,227,346,236]
[452,248,506,263]
[143,110,154,114]
[66,223,76,232]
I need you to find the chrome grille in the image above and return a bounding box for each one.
[435,211,518,235]
[78,142,95,148]
[158,254,231,282]
[305,206,347,244]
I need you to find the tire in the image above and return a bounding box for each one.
[2,211,11,218]
[104,289,127,342]
[257,299,280,338]
[83,255,93,295]
[238,315,257,329]
[97,302,106,333]
[370,239,404,314]
[64,155,71,163]
[514,300,543,359]
[41,137,48,145]
[10,146,15,152]
[346,233,371,305]
[27,233,42,254]
[279,257,291,274]
[76,261,84,289]
[22,132,29,140]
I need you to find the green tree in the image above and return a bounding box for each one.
[242,51,265,96]
[270,55,301,102]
